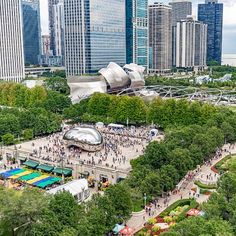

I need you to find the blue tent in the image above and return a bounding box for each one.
[112,224,125,234]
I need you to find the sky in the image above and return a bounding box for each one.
[39,0,236,54]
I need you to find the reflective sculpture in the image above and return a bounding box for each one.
[63,127,104,152]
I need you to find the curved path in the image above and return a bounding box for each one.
[127,143,234,233]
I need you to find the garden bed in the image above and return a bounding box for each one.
[213,155,234,173]
[194,180,217,189]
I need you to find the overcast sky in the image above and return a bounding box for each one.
[39,0,236,54]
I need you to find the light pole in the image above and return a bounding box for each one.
[144,193,147,208]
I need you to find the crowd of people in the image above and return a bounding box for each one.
[16,124,159,171]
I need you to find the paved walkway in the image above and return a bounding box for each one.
[127,143,235,233]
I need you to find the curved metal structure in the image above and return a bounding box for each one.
[99,62,130,90]
[63,127,104,152]
[116,85,236,106]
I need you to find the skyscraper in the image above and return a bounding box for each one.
[64,0,126,76]
[22,0,41,65]
[169,0,192,26]
[176,16,207,70]
[149,3,172,73]
[169,0,192,66]
[198,0,223,65]
[48,0,60,55]
[126,0,148,70]
[0,0,25,82]
[53,0,65,65]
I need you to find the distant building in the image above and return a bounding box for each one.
[22,0,41,65]
[126,0,149,70]
[198,0,223,65]
[149,3,172,73]
[0,0,25,82]
[41,35,51,56]
[64,0,126,76]
[53,0,64,65]
[176,16,207,70]
[48,0,60,55]
[169,0,192,66]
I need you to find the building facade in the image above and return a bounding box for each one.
[22,0,41,65]
[48,0,60,55]
[198,0,223,65]
[169,0,192,66]
[126,0,149,70]
[149,3,172,73]
[176,17,207,70]
[0,0,25,82]
[64,0,126,76]
[53,0,65,65]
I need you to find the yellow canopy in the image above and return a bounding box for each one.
[9,171,32,180]
[27,175,49,184]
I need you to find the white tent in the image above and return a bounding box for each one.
[108,123,124,129]
[47,179,90,201]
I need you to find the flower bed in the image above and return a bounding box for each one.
[213,155,234,173]
[136,199,198,236]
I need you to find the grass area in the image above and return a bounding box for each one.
[214,154,234,172]
[132,199,144,212]
[194,180,217,189]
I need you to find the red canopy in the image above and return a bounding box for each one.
[119,226,134,235]
[187,208,200,216]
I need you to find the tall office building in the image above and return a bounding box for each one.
[169,0,192,26]
[149,3,172,73]
[198,0,223,65]
[22,0,41,65]
[126,0,148,69]
[64,0,126,76]
[48,0,60,55]
[53,0,65,65]
[176,16,207,70]
[0,0,25,82]
[169,0,192,66]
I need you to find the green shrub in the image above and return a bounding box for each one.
[194,180,217,189]
[147,218,157,225]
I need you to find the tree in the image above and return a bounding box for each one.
[105,183,133,221]
[22,129,33,141]
[49,191,81,229]
[44,76,69,95]
[2,133,15,145]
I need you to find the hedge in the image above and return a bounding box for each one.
[194,180,217,190]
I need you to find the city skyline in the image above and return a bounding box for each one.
[40,0,236,54]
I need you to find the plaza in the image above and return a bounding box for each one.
[2,124,163,186]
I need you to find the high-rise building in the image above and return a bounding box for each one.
[169,0,192,66]
[149,3,172,73]
[169,0,192,26]
[41,35,51,56]
[0,0,25,82]
[176,16,207,70]
[22,0,41,65]
[126,0,148,70]
[64,0,126,76]
[198,0,223,65]
[48,0,60,55]
[53,0,65,65]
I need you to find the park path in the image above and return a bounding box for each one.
[127,143,235,233]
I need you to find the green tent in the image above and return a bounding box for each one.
[53,168,72,176]
[19,172,41,181]
[23,160,39,169]
[36,164,54,172]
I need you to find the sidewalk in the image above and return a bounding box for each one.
[127,143,234,233]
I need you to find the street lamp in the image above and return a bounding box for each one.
[144,193,147,208]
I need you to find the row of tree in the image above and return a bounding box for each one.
[0,183,132,236]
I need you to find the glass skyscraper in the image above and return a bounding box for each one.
[198,0,223,65]
[126,0,148,69]
[64,0,126,76]
[22,0,41,65]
